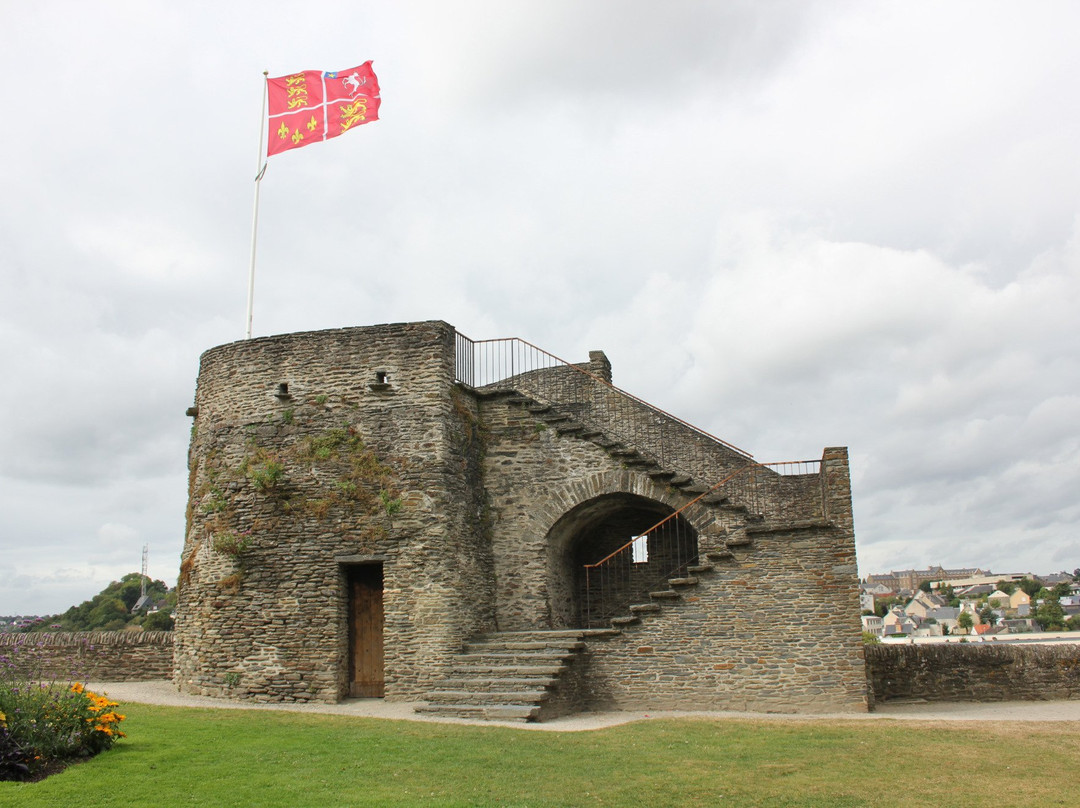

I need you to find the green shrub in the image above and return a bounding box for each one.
[0,646,125,779]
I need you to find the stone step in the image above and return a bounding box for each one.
[451,664,567,677]
[440,677,557,692]
[686,563,715,574]
[705,550,735,562]
[414,703,540,722]
[484,630,586,640]
[650,590,680,600]
[681,484,709,495]
[425,689,551,705]
[648,469,676,480]
[668,474,692,486]
[579,628,622,639]
[463,640,586,653]
[668,577,700,587]
[540,412,570,424]
[702,493,729,505]
[610,615,640,626]
[629,603,661,614]
[556,423,584,435]
[454,651,577,665]
[725,535,752,547]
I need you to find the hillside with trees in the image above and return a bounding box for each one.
[19,573,175,633]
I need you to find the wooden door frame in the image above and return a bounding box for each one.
[345,562,385,698]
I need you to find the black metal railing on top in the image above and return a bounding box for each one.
[454,332,753,483]
[581,459,822,627]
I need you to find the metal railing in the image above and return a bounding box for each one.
[581,459,821,627]
[455,333,753,484]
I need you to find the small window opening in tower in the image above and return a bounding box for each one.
[631,535,649,564]
[375,371,389,385]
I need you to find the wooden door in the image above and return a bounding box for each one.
[348,564,384,698]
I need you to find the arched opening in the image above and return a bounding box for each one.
[546,493,699,628]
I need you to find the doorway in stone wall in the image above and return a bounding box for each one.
[347,564,384,698]
[545,493,699,628]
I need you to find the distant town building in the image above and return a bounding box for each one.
[864,566,990,592]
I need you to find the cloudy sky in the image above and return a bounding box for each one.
[2,1,1078,615]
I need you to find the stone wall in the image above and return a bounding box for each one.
[175,321,492,703]
[0,632,173,681]
[866,643,1080,703]
[582,519,867,713]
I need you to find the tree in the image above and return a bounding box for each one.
[979,605,999,626]
[1034,599,1066,631]
[995,580,1017,595]
[957,611,974,631]
[937,584,960,608]
[874,596,901,618]
[22,573,175,633]
[142,611,175,631]
[918,580,933,593]
[1018,577,1043,597]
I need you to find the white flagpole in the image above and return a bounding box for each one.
[245,71,269,340]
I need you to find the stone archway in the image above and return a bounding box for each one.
[545,492,700,628]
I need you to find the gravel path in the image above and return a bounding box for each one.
[86,681,1080,731]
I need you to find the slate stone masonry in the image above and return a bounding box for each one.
[175,320,868,713]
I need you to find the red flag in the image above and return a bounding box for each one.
[266,62,380,156]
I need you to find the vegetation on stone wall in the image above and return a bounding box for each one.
[184,422,404,588]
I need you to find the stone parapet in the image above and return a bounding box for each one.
[0,632,173,681]
[866,643,1080,703]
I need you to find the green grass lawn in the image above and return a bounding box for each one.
[3,704,1077,807]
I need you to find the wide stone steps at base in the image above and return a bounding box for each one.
[416,630,597,723]
[414,703,542,722]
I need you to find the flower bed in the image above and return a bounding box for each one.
[0,643,126,781]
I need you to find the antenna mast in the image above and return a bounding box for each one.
[141,543,148,598]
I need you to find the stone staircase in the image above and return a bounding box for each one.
[414,390,766,722]
[415,630,611,722]
[607,542,751,628]
[414,537,759,722]
[497,391,750,504]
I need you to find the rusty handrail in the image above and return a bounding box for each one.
[584,465,758,570]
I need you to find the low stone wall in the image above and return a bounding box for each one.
[866,643,1080,704]
[0,632,173,682]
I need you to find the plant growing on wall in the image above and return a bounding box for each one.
[242,447,287,494]
[380,489,403,517]
[211,530,252,558]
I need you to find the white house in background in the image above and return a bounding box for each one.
[861,614,883,636]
